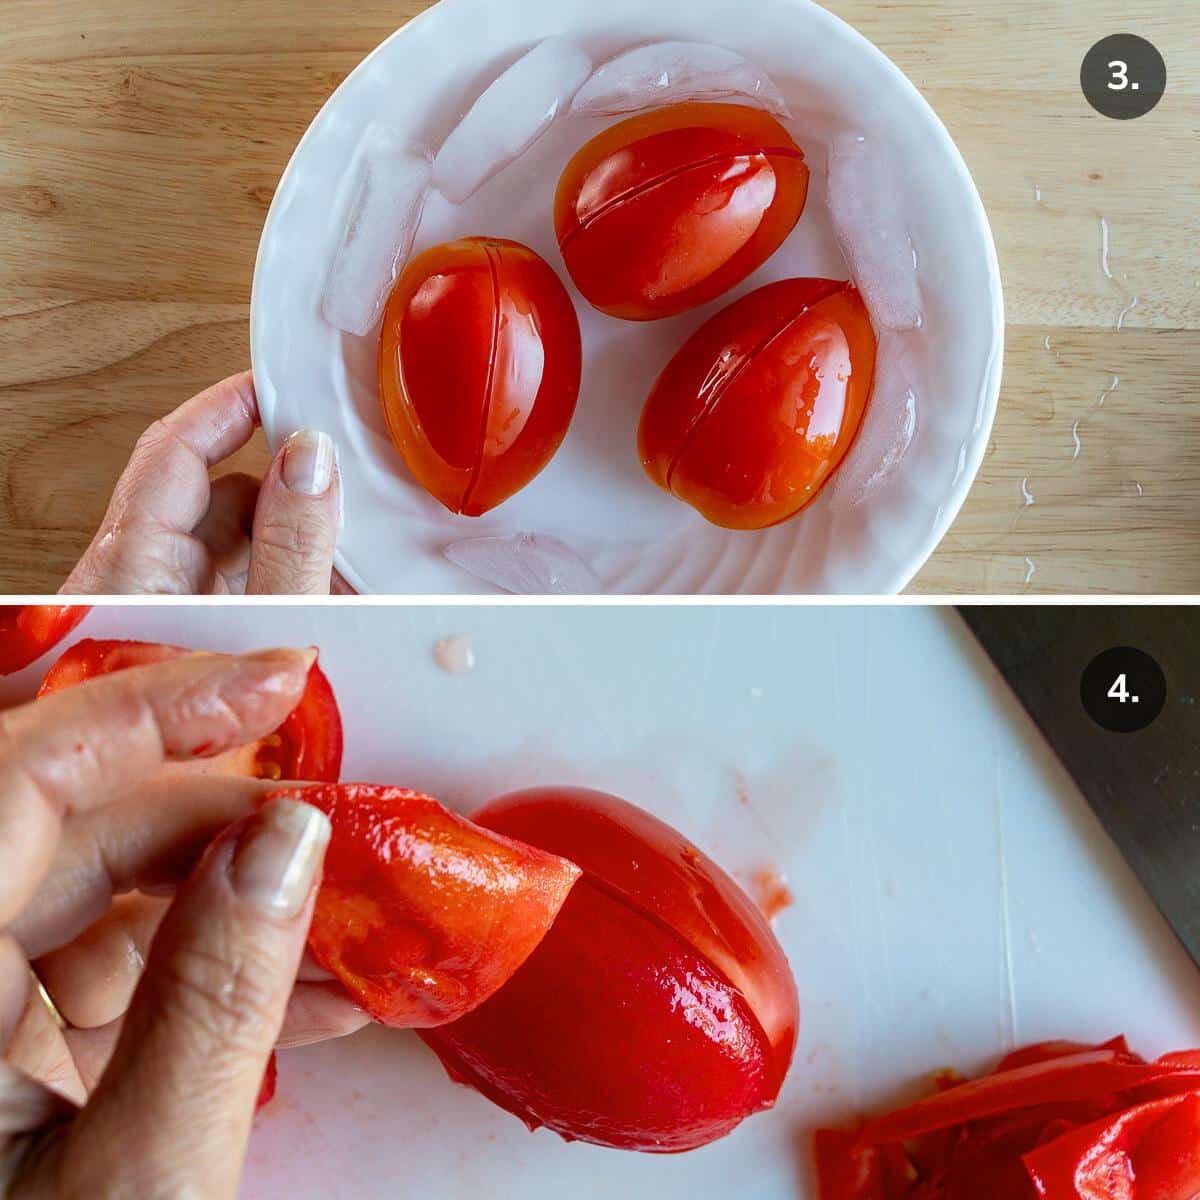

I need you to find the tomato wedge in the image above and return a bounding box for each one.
[419,787,799,1152]
[378,236,582,516]
[556,103,809,321]
[266,784,580,1028]
[0,605,90,675]
[639,276,876,530]
[39,639,343,783]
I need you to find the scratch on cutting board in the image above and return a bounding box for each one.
[994,750,1019,1051]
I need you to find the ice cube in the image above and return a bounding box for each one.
[572,41,791,119]
[444,533,602,595]
[833,330,919,506]
[321,129,431,337]
[826,134,923,331]
[433,38,593,204]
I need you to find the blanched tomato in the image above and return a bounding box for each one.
[419,787,798,1152]
[555,103,809,321]
[39,639,343,782]
[0,606,90,675]
[639,278,876,530]
[268,784,581,1028]
[378,237,582,516]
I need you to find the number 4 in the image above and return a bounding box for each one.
[1109,674,1131,703]
[1108,60,1130,90]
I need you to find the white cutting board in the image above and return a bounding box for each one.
[3,606,1198,1198]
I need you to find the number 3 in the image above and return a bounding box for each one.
[1108,60,1130,90]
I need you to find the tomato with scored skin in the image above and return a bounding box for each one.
[39,639,343,783]
[0,606,90,675]
[639,277,877,530]
[378,237,582,517]
[419,787,799,1152]
[555,103,809,321]
[267,784,581,1028]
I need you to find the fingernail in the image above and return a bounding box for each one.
[244,647,317,672]
[282,429,335,497]
[230,798,331,919]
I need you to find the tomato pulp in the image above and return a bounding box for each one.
[419,787,799,1152]
[268,784,581,1028]
[0,606,90,675]
[378,237,582,516]
[639,278,877,530]
[39,639,343,783]
[555,103,809,321]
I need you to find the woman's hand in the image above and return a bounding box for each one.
[0,648,368,1198]
[62,372,343,595]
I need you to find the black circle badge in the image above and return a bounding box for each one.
[1081,647,1167,733]
[1081,35,1166,119]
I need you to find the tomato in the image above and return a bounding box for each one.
[256,1052,278,1112]
[0,605,90,675]
[39,639,343,783]
[638,278,876,530]
[419,787,799,1152]
[266,784,580,1028]
[555,103,809,321]
[377,237,582,516]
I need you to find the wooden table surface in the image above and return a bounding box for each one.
[1,0,1196,595]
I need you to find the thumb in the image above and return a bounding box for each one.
[247,429,340,595]
[59,798,330,1199]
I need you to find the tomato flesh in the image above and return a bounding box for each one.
[0,606,90,675]
[419,787,799,1152]
[638,277,877,529]
[38,639,343,783]
[555,103,809,321]
[377,236,582,516]
[267,784,581,1028]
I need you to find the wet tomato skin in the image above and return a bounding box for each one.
[0,606,90,675]
[38,639,343,783]
[378,237,582,516]
[268,783,581,1029]
[419,787,799,1152]
[638,278,877,530]
[555,103,809,321]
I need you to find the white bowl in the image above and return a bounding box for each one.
[251,0,1003,595]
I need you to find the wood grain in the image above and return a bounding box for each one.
[1,0,1196,594]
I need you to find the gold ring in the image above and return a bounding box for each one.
[29,968,66,1030]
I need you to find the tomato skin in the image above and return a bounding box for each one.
[638,278,876,530]
[268,784,581,1028]
[419,787,799,1152]
[256,1052,278,1112]
[0,606,90,675]
[555,103,809,321]
[38,639,343,783]
[378,237,582,516]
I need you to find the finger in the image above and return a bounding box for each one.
[0,937,31,1053]
[62,978,367,1099]
[0,648,313,930]
[64,798,329,1198]
[35,895,168,1030]
[62,372,259,595]
[0,1060,75,1139]
[12,775,277,959]
[4,988,86,1106]
[194,472,259,587]
[246,430,340,596]
[275,982,370,1049]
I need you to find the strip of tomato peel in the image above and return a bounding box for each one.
[460,241,504,515]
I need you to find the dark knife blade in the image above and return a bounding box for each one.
[959,606,1200,968]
